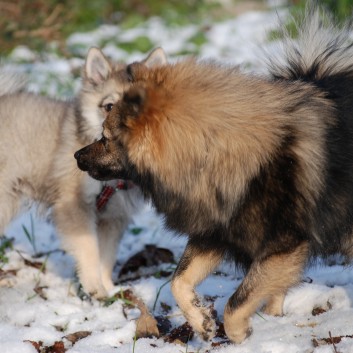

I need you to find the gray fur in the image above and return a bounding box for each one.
[0,48,162,298]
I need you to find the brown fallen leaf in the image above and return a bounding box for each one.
[211,340,231,348]
[34,285,48,300]
[118,245,175,280]
[164,322,194,345]
[312,331,353,348]
[128,290,159,338]
[312,307,326,316]
[0,268,18,280]
[115,289,136,308]
[44,341,66,353]
[312,301,332,316]
[64,331,91,344]
[210,322,231,347]
[215,322,228,339]
[24,340,42,352]
[26,340,66,353]
[312,335,353,346]
[155,316,172,336]
[24,258,46,272]
[112,289,159,338]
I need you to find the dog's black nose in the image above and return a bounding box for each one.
[74,150,82,160]
[74,148,90,171]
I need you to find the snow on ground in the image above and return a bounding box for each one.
[1,5,353,353]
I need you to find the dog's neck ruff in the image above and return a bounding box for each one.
[96,180,134,211]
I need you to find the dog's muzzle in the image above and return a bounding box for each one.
[74,144,121,181]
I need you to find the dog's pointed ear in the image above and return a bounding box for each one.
[122,86,146,117]
[84,47,112,85]
[142,47,167,68]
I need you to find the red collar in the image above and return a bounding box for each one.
[96,180,134,211]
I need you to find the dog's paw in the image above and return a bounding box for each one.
[226,325,252,344]
[136,313,160,338]
[90,284,109,299]
[224,316,252,344]
[184,305,216,341]
[78,281,108,300]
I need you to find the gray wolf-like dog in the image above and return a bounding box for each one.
[0,47,166,298]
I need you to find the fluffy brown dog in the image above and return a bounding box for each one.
[75,8,353,343]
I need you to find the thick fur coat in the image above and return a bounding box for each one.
[0,48,167,298]
[75,7,353,342]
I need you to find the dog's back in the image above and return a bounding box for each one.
[0,89,72,208]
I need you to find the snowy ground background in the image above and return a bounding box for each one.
[1,2,353,353]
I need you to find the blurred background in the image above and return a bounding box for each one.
[1,0,352,53]
[0,0,352,96]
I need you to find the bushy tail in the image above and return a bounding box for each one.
[0,71,27,96]
[267,4,353,82]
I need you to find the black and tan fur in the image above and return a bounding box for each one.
[75,7,353,342]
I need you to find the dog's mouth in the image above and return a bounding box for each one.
[87,169,117,181]
[89,168,133,183]
[77,159,125,181]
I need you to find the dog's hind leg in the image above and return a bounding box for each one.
[223,241,309,343]
[171,241,222,341]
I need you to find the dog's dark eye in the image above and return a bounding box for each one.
[104,103,113,112]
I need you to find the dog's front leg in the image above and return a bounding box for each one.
[53,203,108,299]
[223,241,308,343]
[97,215,127,292]
[171,241,222,341]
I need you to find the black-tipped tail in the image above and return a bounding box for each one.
[267,4,353,83]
